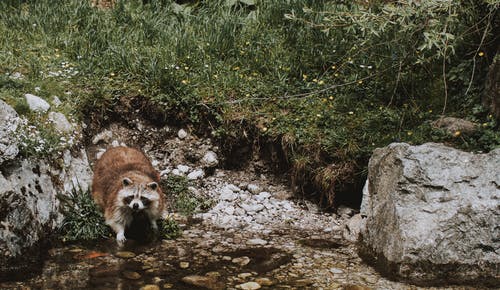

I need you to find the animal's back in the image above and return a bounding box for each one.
[92,147,159,208]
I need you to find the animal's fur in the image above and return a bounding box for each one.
[92,146,165,246]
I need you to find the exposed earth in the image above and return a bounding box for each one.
[0,120,490,290]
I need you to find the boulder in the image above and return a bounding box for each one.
[359,143,499,286]
[25,93,50,113]
[432,117,478,135]
[0,149,92,280]
[0,100,20,164]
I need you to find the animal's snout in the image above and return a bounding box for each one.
[132,203,139,210]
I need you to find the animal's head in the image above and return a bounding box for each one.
[118,177,160,211]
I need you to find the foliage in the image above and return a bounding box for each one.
[58,185,111,242]
[158,217,181,240]
[162,174,213,215]
[1,0,498,208]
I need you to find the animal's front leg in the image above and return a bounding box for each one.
[109,222,126,247]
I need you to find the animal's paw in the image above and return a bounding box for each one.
[116,232,126,247]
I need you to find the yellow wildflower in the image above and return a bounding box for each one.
[453,131,461,137]
[478,51,484,57]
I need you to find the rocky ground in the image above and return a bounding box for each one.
[0,122,489,290]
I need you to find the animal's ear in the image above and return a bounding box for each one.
[147,182,158,190]
[122,177,133,187]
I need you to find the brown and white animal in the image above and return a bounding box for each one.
[92,146,165,246]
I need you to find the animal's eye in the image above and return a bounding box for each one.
[141,197,151,207]
[123,196,133,204]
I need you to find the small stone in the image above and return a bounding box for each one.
[232,256,251,266]
[177,164,190,173]
[255,278,274,286]
[220,187,237,201]
[122,271,141,280]
[330,267,344,274]
[181,275,223,290]
[246,238,268,246]
[255,192,271,200]
[178,129,188,139]
[241,203,264,213]
[115,251,136,258]
[179,261,190,269]
[140,285,160,290]
[202,151,219,167]
[238,272,253,279]
[222,256,232,261]
[171,168,182,176]
[92,129,113,144]
[187,169,204,180]
[247,184,261,194]
[48,111,73,133]
[291,278,313,287]
[52,96,62,107]
[25,93,50,112]
[163,283,174,289]
[236,281,261,290]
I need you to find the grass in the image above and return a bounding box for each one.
[1,0,499,208]
[162,174,213,215]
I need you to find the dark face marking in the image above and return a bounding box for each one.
[141,196,151,207]
[123,196,134,205]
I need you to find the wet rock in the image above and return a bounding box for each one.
[254,277,274,286]
[178,129,188,139]
[360,142,500,286]
[0,148,92,279]
[181,275,224,290]
[140,285,160,290]
[187,169,204,180]
[179,261,190,269]
[122,270,141,280]
[48,112,73,133]
[236,281,261,290]
[115,251,136,258]
[25,93,50,112]
[232,256,251,266]
[90,264,120,277]
[238,272,253,279]
[0,100,20,164]
[202,151,219,167]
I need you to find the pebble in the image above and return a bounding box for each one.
[246,238,268,246]
[178,129,188,139]
[25,93,50,112]
[238,272,253,279]
[139,285,160,290]
[247,184,261,194]
[202,151,219,167]
[179,261,190,269]
[232,256,251,266]
[330,267,344,274]
[187,169,205,180]
[181,275,223,290]
[236,281,261,290]
[163,283,174,289]
[115,251,136,258]
[255,277,274,286]
[122,271,141,280]
[177,164,190,173]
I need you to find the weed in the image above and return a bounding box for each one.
[157,218,181,240]
[58,185,111,242]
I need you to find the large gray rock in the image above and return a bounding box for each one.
[0,149,92,280]
[359,143,500,287]
[0,100,20,164]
